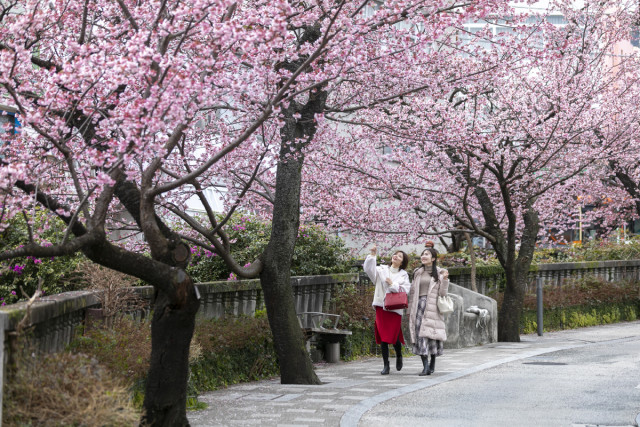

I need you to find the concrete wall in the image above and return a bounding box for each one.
[444,283,498,348]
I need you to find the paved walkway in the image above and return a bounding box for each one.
[187,321,640,427]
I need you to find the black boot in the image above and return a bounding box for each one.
[419,355,431,376]
[380,343,390,375]
[393,341,403,371]
[429,355,436,374]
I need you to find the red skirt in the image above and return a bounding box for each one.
[374,306,405,345]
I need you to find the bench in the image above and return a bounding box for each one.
[297,312,352,363]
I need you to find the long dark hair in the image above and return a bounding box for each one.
[389,250,409,271]
[421,247,439,283]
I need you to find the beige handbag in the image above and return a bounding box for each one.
[437,295,454,314]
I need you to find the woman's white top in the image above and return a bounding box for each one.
[363,254,411,315]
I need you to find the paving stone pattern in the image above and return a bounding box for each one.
[187,321,640,427]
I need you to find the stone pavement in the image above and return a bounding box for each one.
[187,321,640,427]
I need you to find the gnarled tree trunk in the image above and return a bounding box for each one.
[258,71,326,383]
[260,154,320,384]
[496,203,539,342]
[141,284,200,426]
[475,187,539,342]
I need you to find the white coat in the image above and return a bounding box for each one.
[363,254,411,316]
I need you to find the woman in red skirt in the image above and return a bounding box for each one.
[363,245,410,375]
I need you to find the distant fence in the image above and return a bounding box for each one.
[448,259,640,295]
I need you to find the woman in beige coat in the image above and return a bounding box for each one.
[408,247,449,376]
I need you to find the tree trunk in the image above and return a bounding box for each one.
[497,204,539,342]
[464,232,477,293]
[613,169,640,220]
[141,284,200,426]
[474,186,539,342]
[441,232,463,253]
[257,48,326,383]
[497,266,526,342]
[260,154,320,384]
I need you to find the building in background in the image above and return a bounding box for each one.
[0,104,19,136]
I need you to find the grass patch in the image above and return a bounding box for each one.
[3,351,140,426]
[67,313,280,407]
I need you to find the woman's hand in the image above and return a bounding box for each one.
[385,277,393,285]
[441,270,449,280]
[370,244,377,256]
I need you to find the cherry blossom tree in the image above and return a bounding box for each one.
[303,0,640,341]
[0,1,302,423]
[0,0,525,423]
[598,142,640,230]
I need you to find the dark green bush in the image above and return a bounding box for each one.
[189,313,279,390]
[187,214,354,282]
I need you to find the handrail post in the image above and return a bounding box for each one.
[536,277,544,336]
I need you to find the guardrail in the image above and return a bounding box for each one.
[447,259,640,295]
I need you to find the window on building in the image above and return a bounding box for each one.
[0,112,15,135]
[631,28,640,48]
[0,110,19,136]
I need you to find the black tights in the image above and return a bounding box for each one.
[381,340,402,363]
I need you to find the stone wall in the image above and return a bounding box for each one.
[445,283,498,348]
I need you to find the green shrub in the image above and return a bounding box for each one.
[562,237,640,262]
[0,210,86,305]
[187,214,354,282]
[518,275,640,333]
[520,275,640,310]
[438,249,499,268]
[420,237,640,270]
[189,315,279,390]
[340,326,377,360]
[291,224,354,276]
[521,301,639,333]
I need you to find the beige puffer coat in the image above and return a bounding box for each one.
[408,266,449,343]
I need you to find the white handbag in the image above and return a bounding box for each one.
[437,295,454,314]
